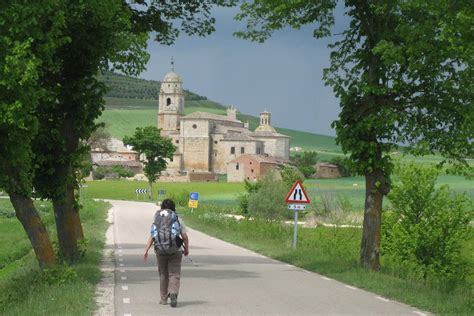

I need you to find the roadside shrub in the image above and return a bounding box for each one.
[237,180,261,215]
[382,164,473,285]
[110,165,134,178]
[305,192,358,226]
[329,156,355,177]
[92,165,134,180]
[280,165,304,189]
[92,166,107,180]
[167,189,189,207]
[247,172,289,221]
[290,151,318,177]
[40,265,78,285]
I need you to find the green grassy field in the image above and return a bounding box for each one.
[0,202,37,270]
[84,174,474,213]
[104,96,226,110]
[0,199,110,315]
[83,179,244,203]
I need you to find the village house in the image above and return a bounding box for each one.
[227,154,282,182]
[90,138,142,174]
[314,162,342,178]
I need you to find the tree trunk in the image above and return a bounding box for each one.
[360,169,389,270]
[9,192,57,268]
[52,183,83,262]
[149,181,154,201]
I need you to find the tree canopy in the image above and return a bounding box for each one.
[123,126,175,199]
[0,0,236,266]
[236,0,473,270]
[0,0,68,267]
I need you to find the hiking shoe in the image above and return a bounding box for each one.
[170,293,177,307]
[159,299,168,305]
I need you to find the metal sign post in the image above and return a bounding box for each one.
[157,189,166,202]
[188,192,199,212]
[135,188,147,200]
[293,209,299,249]
[285,180,311,250]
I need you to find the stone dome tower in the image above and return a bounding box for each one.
[158,58,185,134]
[255,111,276,133]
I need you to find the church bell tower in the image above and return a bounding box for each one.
[158,58,185,135]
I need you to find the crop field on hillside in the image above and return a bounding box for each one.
[99,107,232,139]
[104,97,225,110]
[99,106,342,153]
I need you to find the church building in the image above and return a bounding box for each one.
[157,65,290,179]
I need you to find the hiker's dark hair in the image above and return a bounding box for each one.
[161,199,176,212]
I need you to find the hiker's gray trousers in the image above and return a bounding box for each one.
[157,251,183,300]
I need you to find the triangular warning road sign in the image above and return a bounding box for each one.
[285,179,310,204]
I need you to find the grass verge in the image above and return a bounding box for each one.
[181,207,473,315]
[0,199,110,315]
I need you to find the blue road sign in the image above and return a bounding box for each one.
[189,192,199,201]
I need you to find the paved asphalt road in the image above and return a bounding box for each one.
[108,200,429,316]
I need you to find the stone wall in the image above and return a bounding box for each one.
[216,140,262,174]
[314,163,342,178]
[252,136,290,161]
[188,172,217,182]
[227,161,245,182]
[226,155,279,182]
[181,119,210,171]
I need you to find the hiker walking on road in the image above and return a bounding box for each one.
[144,199,189,308]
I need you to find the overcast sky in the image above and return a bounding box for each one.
[140,6,348,136]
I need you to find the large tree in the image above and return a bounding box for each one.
[123,126,175,200]
[236,0,473,270]
[32,0,236,262]
[0,1,68,267]
[31,0,148,261]
[1,0,236,264]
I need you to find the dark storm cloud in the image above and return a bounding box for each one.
[141,6,349,136]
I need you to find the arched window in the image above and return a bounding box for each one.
[166,98,171,106]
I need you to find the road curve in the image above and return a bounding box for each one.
[104,200,429,316]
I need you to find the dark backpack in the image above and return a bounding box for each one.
[152,209,182,255]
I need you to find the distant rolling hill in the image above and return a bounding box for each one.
[98,72,341,159]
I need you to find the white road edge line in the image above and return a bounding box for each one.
[322,277,331,281]
[122,285,128,291]
[413,312,427,316]
[345,285,357,290]
[121,276,127,280]
[123,298,130,304]
[119,263,124,267]
[375,296,389,302]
